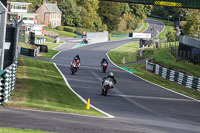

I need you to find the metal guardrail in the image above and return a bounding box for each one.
[146,61,200,91]
[179,35,200,49]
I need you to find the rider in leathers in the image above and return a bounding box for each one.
[102,72,116,87]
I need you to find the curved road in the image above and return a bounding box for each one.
[0,19,200,133]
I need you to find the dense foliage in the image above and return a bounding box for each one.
[182,9,200,36]
[15,0,152,32]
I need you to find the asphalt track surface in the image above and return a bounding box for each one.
[0,19,200,133]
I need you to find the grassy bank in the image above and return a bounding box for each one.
[143,42,200,78]
[7,57,103,116]
[148,17,176,40]
[108,42,200,100]
[44,27,76,37]
[0,128,53,133]
[18,42,37,49]
[108,42,139,64]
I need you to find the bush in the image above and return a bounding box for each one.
[63,26,76,33]
[56,26,64,31]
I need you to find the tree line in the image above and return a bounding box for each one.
[11,0,152,33]
[10,0,200,36]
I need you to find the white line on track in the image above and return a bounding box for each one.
[54,63,115,118]
[109,94,195,102]
[52,41,65,59]
[52,41,65,51]
[52,51,61,59]
[10,108,110,119]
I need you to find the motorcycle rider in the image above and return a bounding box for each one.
[101,58,108,65]
[102,72,116,87]
[71,55,80,70]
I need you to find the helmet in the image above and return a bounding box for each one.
[109,72,114,77]
[74,57,78,61]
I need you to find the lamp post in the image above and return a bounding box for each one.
[167,15,172,46]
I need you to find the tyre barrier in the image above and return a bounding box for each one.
[18,46,40,57]
[146,61,200,91]
[0,59,18,105]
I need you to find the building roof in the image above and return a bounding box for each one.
[8,1,32,5]
[45,3,61,13]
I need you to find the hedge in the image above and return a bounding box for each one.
[56,26,64,31]
[63,26,76,33]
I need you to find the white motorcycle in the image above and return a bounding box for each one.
[101,78,114,96]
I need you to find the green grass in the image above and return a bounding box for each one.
[40,41,64,59]
[108,41,200,100]
[7,57,104,116]
[148,17,176,40]
[44,27,76,37]
[18,42,37,49]
[153,48,200,78]
[142,42,200,78]
[0,128,53,133]
[108,42,139,64]
[40,36,55,43]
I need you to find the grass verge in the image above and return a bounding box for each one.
[108,42,200,100]
[40,41,64,58]
[0,128,53,133]
[44,27,76,37]
[143,42,200,77]
[108,42,139,64]
[7,57,104,116]
[18,42,37,49]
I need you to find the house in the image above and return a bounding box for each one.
[7,1,45,36]
[36,0,62,28]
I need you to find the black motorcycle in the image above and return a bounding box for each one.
[70,62,78,75]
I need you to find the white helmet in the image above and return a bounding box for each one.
[109,72,114,77]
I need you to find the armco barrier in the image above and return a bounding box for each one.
[0,59,18,105]
[146,61,200,91]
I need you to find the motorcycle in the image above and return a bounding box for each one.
[101,63,108,73]
[70,62,79,75]
[101,78,114,96]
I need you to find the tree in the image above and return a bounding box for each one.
[58,0,81,27]
[98,1,122,31]
[76,0,104,31]
[128,4,152,30]
[183,9,200,36]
